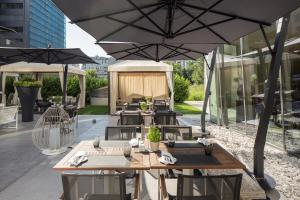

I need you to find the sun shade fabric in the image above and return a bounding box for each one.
[0,47,95,64]
[108,60,172,72]
[100,43,215,61]
[118,72,168,101]
[53,0,300,47]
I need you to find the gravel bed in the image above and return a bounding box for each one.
[206,124,300,200]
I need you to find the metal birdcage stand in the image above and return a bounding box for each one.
[32,104,76,155]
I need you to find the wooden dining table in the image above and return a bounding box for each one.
[53,140,246,200]
[147,141,246,200]
[53,140,150,171]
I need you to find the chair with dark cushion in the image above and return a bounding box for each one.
[126,103,140,111]
[160,174,243,200]
[153,99,168,111]
[105,126,137,140]
[105,126,138,178]
[161,126,192,141]
[132,98,142,103]
[154,111,178,125]
[119,112,144,126]
[61,172,140,200]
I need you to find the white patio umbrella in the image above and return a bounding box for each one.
[53,0,300,46]
[99,42,217,61]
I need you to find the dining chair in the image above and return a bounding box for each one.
[105,126,137,140]
[126,103,140,111]
[61,172,140,200]
[160,174,243,200]
[105,126,138,179]
[154,111,178,125]
[132,98,142,103]
[119,112,144,126]
[161,126,192,141]
[153,99,168,111]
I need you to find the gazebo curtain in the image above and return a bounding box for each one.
[166,72,174,109]
[118,72,168,101]
[110,72,119,113]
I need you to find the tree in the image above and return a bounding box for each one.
[174,74,190,103]
[188,58,205,84]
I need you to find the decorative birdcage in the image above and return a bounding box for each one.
[32,105,76,155]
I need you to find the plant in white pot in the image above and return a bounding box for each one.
[147,127,161,152]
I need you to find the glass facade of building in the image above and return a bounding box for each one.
[29,0,65,48]
[0,0,65,48]
[208,8,300,157]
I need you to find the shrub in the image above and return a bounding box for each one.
[14,77,42,87]
[67,75,80,97]
[174,74,190,103]
[5,77,15,96]
[42,76,62,99]
[147,127,161,142]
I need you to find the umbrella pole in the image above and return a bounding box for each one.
[201,49,217,133]
[62,64,68,106]
[254,15,290,190]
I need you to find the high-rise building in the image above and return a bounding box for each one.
[0,0,65,48]
[81,56,116,77]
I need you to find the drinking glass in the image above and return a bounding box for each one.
[167,134,175,147]
[123,144,132,157]
[93,136,100,148]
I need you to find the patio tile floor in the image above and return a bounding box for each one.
[0,114,295,199]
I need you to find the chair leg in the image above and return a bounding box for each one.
[160,174,168,200]
[133,174,140,200]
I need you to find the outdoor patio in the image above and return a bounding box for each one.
[0,114,299,200]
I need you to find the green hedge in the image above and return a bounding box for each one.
[174,74,190,103]
[42,76,62,99]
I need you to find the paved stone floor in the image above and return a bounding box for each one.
[0,114,294,200]
[0,114,200,200]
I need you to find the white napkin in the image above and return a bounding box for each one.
[159,151,177,165]
[68,151,88,166]
[129,138,139,147]
[197,138,210,146]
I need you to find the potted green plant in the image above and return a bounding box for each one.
[147,127,161,152]
[14,78,42,122]
[140,101,147,111]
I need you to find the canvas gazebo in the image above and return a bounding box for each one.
[108,60,173,114]
[0,62,86,108]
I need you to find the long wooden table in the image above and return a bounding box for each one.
[54,140,246,199]
[112,110,183,116]
[149,141,246,170]
[53,140,150,171]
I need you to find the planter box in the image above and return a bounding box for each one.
[17,86,39,122]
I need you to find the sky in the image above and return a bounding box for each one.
[66,19,109,57]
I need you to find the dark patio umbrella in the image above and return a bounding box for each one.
[0,47,95,105]
[99,42,217,61]
[53,0,300,45]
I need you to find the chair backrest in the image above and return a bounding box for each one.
[161,126,192,140]
[62,172,127,200]
[0,106,18,123]
[105,126,137,140]
[126,103,140,111]
[153,99,168,111]
[176,174,242,200]
[132,98,142,103]
[120,112,143,125]
[154,111,177,125]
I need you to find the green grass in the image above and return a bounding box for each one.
[187,84,204,101]
[78,105,108,115]
[174,103,201,114]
